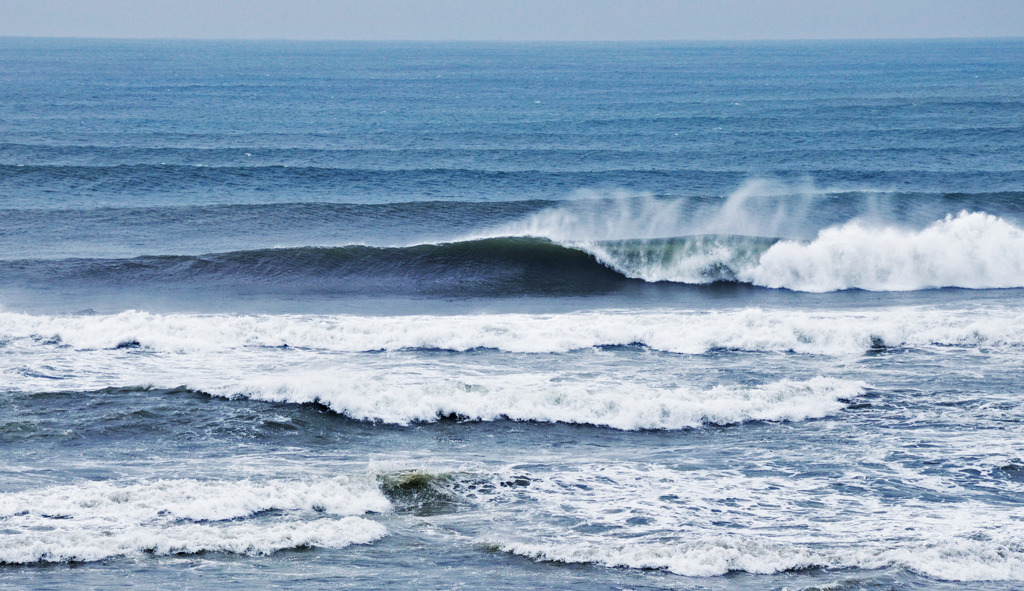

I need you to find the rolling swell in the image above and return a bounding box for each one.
[0,238,639,297]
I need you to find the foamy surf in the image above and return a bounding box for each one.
[6,36,1024,591]
[2,305,1022,356]
[473,462,1024,581]
[0,477,390,563]
[489,535,1024,581]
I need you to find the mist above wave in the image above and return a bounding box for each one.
[494,179,899,243]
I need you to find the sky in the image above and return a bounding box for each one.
[2,0,1023,41]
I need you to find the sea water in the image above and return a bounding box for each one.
[1,38,1023,589]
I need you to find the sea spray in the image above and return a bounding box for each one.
[496,180,841,242]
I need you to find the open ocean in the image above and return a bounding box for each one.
[1,38,1023,590]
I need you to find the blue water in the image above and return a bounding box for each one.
[1,38,1023,590]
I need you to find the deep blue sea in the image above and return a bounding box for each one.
[1,38,1024,590]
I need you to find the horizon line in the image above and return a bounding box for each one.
[3,34,1023,43]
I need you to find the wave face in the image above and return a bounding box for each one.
[0,237,626,297]
[4,178,1024,298]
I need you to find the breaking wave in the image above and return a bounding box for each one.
[206,376,865,430]
[5,211,1022,294]
[556,210,1024,292]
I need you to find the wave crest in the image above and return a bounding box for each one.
[565,211,1024,291]
[209,376,865,430]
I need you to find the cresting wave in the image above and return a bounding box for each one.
[531,210,1024,292]
[4,211,1023,294]
[207,376,865,430]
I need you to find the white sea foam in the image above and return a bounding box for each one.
[0,518,386,565]
[492,535,1024,581]
[476,463,1024,581]
[1,305,1021,356]
[0,314,870,429]
[491,536,820,577]
[0,477,390,563]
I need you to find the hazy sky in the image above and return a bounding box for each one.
[2,0,1023,41]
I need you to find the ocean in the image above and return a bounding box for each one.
[1,38,1023,590]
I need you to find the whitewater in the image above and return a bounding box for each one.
[2,38,1023,591]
